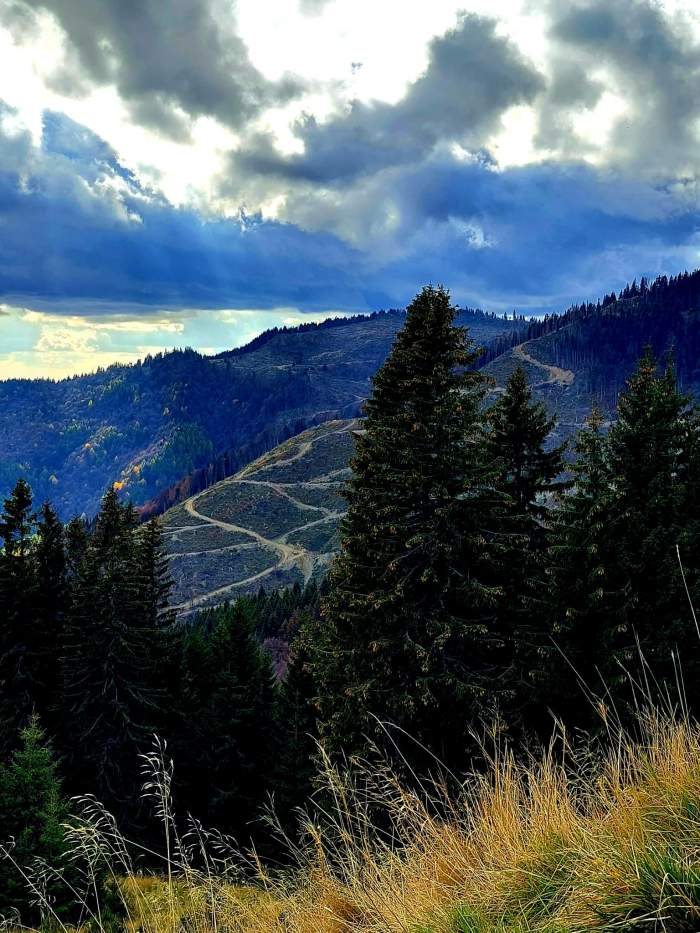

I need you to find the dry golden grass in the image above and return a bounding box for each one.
[91,713,700,933]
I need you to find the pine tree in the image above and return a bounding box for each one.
[174,601,278,841]
[206,601,278,839]
[543,410,625,730]
[135,518,175,632]
[275,615,320,824]
[604,351,695,695]
[134,518,179,741]
[32,503,67,735]
[312,285,506,766]
[487,366,565,524]
[546,352,700,724]
[0,716,71,924]
[61,488,162,819]
[486,366,565,731]
[0,480,37,754]
[64,516,88,581]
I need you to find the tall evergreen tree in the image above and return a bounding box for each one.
[487,366,565,524]
[0,716,71,925]
[61,489,162,819]
[486,366,565,731]
[604,351,696,696]
[311,285,506,766]
[546,352,700,724]
[0,480,37,754]
[207,601,278,838]
[64,516,88,581]
[275,616,320,824]
[543,410,625,730]
[134,518,180,742]
[32,503,67,735]
[174,601,278,841]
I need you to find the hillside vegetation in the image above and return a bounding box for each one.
[100,713,700,933]
[4,284,700,929]
[4,271,700,522]
[162,420,355,612]
[0,308,515,518]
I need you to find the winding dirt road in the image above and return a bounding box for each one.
[168,420,357,612]
[513,343,574,386]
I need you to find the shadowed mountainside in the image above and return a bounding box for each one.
[0,308,516,518]
[5,270,700,521]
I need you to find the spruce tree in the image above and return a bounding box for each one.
[487,366,565,524]
[32,503,67,735]
[604,351,695,695]
[206,601,278,839]
[134,518,179,742]
[544,410,625,730]
[61,488,162,819]
[170,622,213,820]
[174,600,278,840]
[486,366,565,731]
[546,352,700,723]
[275,615,320,823]
[0,716,70,924]
[0,480,37,754]
[64,516,88,581]
[312,285,505,766]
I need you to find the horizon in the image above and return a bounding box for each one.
[0,299,532,382]
[2,0,700,377]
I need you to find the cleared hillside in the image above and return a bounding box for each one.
[0,308,516,517]
[162,419,357,614]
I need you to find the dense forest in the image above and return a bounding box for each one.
[0,307,516,519]
[2,285,700,924]
[483,270,700,404]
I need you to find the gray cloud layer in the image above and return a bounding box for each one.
[545,0,700,173]
[2,0,700,322]
[231,13,544,185]
[10,0,302,138]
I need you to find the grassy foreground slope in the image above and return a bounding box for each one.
[105,714,700,932]
[162,419,356,613]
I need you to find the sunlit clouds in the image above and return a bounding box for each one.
[2,0,700,376]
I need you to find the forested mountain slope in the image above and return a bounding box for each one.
[0,308,515,517]
[4,270,700,521]
[483,270,700,446]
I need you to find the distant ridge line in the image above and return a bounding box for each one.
[216,305,510,359]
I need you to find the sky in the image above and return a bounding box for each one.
[1,0,700,377]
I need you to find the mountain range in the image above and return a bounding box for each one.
[0,308,516,518]
[156,270,700,614]
[3,270,700,525]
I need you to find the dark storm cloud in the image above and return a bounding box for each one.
[0,108,374,311]
[374,153,700,308]
[11,0,303,138]
[230,13,545,185]
[1,109,697,318]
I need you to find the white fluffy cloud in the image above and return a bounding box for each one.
[2,0,700,377]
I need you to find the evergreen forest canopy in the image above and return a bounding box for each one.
[0,307,517,520]
[5,266,700,526]
[3,284,700,923]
